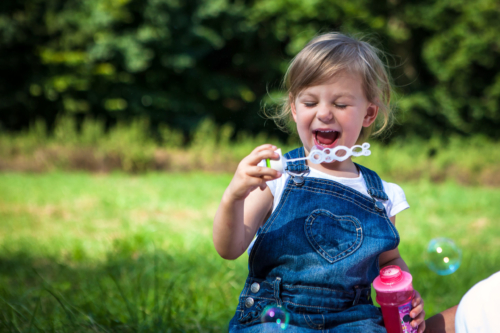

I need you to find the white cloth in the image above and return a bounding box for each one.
[455,271,500,333]
[248,168,409,254]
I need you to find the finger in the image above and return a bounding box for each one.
[247,150,280,166]
[247,166,281,179]
[259,182,267,191]
[411,294,423,311]
[411,311,425,331]
[252,144,277,155]
[246,175,267,187]
[417,321,426,333]
[247,148,280,165]
[261,174,281,182]
[410,304,423,319]
[415,318,425,333]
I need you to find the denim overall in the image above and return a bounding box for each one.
[228,147,400,332]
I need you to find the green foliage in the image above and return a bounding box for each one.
[80,117,106,146]
[53,114,79,145]
[1,115,499,186]
[362,136,500,186]
[1,0,500,139]
[158,123,183,148]
[397,0,500,137]
[102,118,156,172]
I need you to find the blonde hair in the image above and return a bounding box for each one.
[268,32,394,142]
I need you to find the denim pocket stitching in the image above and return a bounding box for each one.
[282,284,356,294]
[238,300,266,324]
[241,296,276,302]
[285,299,344,311]
[238,311,260,325]
[305,209,363,264]
[237,283,251,315]
[303,312,324,329]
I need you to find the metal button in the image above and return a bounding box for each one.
[250,282,260,293]
[292,176,304,185]
[375,201,384,211]
[245,297,254,308]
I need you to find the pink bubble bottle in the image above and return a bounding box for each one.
[373,265,417,333]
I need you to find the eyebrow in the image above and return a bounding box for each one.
[298,92,356,99]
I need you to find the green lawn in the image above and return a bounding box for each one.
[0,172,499,332]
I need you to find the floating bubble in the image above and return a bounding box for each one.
[261,305,290,330]
[425,238,462,275]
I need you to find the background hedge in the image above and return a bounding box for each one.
[1,0,500,141]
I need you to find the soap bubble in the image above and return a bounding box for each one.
[425,238,462,275]
[261,305,290,330]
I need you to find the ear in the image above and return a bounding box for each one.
[362,103,378,127]
[290,94,298,123]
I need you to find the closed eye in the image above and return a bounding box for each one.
[304,102,317,107]
[335,104,348,109]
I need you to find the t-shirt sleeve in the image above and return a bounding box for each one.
[266,177,278,197]
[455,285,482,333]
[382,182,410,217]
[455,272,500,333]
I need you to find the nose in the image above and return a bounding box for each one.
[316,103,334,123]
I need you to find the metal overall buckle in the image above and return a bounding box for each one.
[286,169,309,186]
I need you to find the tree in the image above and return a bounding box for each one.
[1,0,499,140]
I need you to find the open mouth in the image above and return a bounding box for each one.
[313,129,340,149]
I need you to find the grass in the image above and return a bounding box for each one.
[0,172,243,332]
[0,172,499,331]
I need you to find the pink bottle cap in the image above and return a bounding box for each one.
[373,266,413,293]
[380,265,403,284]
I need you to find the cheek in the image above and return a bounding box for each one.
[296,117,310,135]
[343,112,365,128]
[295,112,307,126]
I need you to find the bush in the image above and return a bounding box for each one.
[0,115,499,186]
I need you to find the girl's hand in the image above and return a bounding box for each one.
[411,290,425,332]
[226,144,282,201]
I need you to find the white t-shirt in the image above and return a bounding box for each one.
[455,271,500,333]
[248,168,409,254]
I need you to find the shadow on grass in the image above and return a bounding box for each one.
[0,244,247,333]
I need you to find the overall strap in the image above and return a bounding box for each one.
[355,163,389,201]
[284,147,309,174]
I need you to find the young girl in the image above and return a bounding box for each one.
[213,32,425,332]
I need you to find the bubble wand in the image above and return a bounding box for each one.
[261,143,371,173]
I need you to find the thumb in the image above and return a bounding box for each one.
[259,182,267,191]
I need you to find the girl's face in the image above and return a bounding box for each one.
[291,72,378,158]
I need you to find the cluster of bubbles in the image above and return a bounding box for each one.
[425,238,462,276]
[261,305,290,330]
